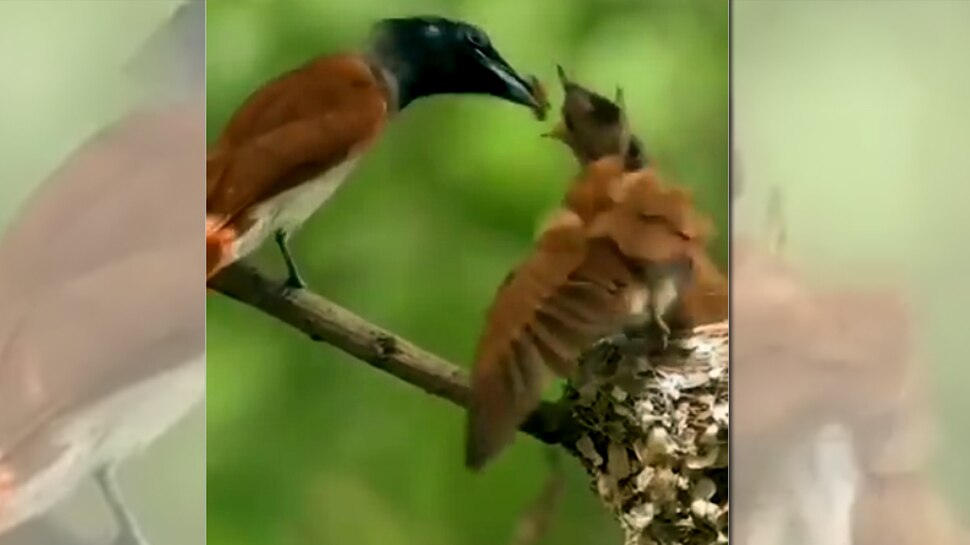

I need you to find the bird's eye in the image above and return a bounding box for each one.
[463,27,490,48]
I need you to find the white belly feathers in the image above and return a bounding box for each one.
[231,157,361,260]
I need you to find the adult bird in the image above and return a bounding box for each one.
[205,16,547,288]
[0,1,204,544]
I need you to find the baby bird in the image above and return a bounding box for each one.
[466,76,721,469]
[544,65,647,170]
[549,70,729,332]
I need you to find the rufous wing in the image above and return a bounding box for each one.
[206,54,389,229]
[466,211,638,469]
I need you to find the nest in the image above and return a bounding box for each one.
[563,321,730,545]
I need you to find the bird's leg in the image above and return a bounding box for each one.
[643,278,684,353]
[591,261,692,371]
[274,229,306,290]
[643,259,693,352]
[94,465,148,545]
[596,288,677,357]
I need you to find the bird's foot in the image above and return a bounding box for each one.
[282,271,307,291]
[275,230,307,291]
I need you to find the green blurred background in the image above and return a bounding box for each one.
[206,1,728,544]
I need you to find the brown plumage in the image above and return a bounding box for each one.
[205,54,389,283]
[206,55,391,222]
[205,17,545,288]
[552,72,727,331]
[466,76,725,468]
[466,161,713,469]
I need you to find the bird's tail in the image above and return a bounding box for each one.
[206,215,235,281]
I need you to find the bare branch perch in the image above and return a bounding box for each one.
[209,263,569,446]
[210,262,730,545]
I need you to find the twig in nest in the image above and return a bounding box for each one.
[210,263,730,545]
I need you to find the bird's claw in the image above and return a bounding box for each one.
[274,230,306,291]
[282,274,306,291]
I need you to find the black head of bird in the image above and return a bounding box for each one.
[369,16,547,117]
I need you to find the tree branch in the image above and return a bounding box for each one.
[211,262,729,545]
[209,262,569,447]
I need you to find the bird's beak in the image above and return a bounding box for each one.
[474,50,548,119]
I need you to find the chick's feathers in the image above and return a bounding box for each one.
[466,161,713,468]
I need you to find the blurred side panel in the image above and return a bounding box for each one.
[0,1,204,544]
[733,1,970,544]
